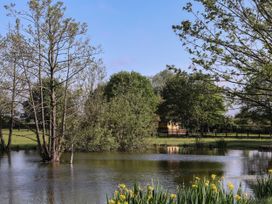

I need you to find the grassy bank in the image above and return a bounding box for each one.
[2,129,272,150]
[2,129,37,150]
[147,137,272,149]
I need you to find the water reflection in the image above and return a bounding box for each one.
[0,149,272,204]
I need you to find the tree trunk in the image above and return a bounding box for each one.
[6,62,16,151]
[50,72,59,162]
[0,115,5,152]
[58,46,71,156]
[70,143,74,164]
[270,118,272,138]
[21,56,44,158]
[51,89,57,160]
[37,22,48,156]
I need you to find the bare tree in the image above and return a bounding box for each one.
[4,0,103,162]
[0,22,24,151]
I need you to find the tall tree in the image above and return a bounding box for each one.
[173,0,272,124]
[104,71,159,151]
[151,69,175,95]
[5,0,103,162]
[235,67,272,128]
[0,21,23,151]
[0,95,10,151]
[78,85,117,152]
[159,71,225,133]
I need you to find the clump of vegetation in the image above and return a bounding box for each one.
[107,174,251,204]
[252,169,272,200]
[107,183,177,204]
[216,139,227,149]
[80,71,159,152]
[195,137,205,148]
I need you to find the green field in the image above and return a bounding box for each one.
[2,129,37,149]
[200,132,271,138]
[147,137,272,149]
[2,129,272,150]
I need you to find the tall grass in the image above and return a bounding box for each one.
[252,170,272,200]
[107,174,251,204]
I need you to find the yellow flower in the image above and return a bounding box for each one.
[114,190,119,196]
[147,185,154,192]
[192,184,198,189]
[268,169,272,175]
[120,194,126,201]
[119,184,126,189]
[109,199,115,204]
[234,195,241,201]
[128,190,134,197]
[195,176,200,181]
[124,202,128,204]
[205,182,209,187]
[227,182,234,191]
[170,194,177,199]
[211,184,217,192]
[211,174,216,180]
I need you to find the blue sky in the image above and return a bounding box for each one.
[0,0,191,77]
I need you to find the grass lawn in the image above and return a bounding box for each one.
[147,137,272,149]
[2,129,272,150]
[2,129,37,149]
[201,132,271,138]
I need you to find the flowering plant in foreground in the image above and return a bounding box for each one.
[107,174,251,204]
[252,169,272,200]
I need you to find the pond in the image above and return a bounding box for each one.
[0,148,272,204]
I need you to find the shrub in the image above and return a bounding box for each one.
[252,169,272,200]
[107,174,251,204]
[216,139,227,149]
[195,137,204,148]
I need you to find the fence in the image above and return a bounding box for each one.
[157,126,272,139]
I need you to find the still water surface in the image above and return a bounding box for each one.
[0,149,272,204]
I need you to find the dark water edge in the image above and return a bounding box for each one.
[0,148,272,204]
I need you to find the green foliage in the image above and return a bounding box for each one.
[236,65,272,127]
[216,139,227,149]
[82,71,159,152]
[159,71,225,131]
[151,69,175,95]
[252,170,272,200]
[78,85,117,152]
[22,78,76,128]
[107,175,251,204]
[106,91,157,151]
[173,0,272,124]
[105,71,158,108]
[195,137,205,148]
[104,71,159,151]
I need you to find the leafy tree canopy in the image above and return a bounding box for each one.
[82,71,159,152]
[173,0,272,124]
[159,71,226,131]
